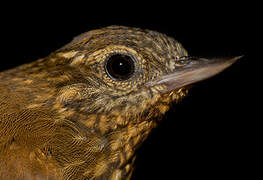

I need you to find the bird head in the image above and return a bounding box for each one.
[50,26,238,136]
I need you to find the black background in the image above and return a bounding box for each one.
[0,2,257,179]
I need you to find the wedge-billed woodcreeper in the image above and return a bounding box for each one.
[0,26,240,180]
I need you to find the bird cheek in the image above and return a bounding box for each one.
[55,85,88,106]
[56,88,80,104]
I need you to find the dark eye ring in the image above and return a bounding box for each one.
[105,53,135,81]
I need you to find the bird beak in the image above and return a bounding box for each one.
[146,56,242,93]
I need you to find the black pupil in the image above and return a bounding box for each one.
[106,54,135,80]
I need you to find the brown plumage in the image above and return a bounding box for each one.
[0,26,240,180]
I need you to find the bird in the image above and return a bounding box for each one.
[0,26,240,180]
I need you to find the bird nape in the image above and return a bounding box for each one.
[0,26,240,180]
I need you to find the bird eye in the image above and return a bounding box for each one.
[105,53,135,80]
